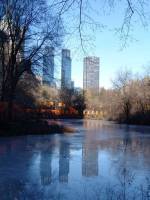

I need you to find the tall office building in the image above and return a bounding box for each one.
[43,46,54,86]
[61,49,72,89]
[83,56,100,93]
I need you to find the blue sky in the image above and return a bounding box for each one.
[71,27,150,88]
[61,0,150,88]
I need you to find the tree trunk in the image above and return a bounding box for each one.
[7,96,14,122]
[7,85,16,122]
[1,82,6,102]
[1,85,15,122]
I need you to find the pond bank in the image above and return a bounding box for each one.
[0,119,74,136]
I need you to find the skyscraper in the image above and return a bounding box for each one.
[43,46,54,86]
[61,49,72,89]
[83,56,100,93]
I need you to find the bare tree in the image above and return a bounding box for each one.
[112,69,133,122]
[0,0,101,121]
[0,0,64,120]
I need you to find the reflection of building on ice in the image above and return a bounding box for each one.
[40,150,52,186]
[82,143,98,177]
[82,120,99,177]
[59,141,70,183]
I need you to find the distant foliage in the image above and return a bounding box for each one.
[85,70,150,125]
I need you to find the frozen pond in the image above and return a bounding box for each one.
[0,120,150,200]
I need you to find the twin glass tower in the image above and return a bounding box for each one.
[61,49,72,89]
[43,48,72,89]
[43,47,55,86]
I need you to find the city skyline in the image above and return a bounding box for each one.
[33,46,101,90]
[32,35,150,91]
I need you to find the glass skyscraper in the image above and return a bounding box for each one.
[61,49,72,89]
[43,46,54,86]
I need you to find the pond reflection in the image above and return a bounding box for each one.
[0,120,150,200]
[40,142,53,186]
[59,141,70,183]
[82,122,99,177]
